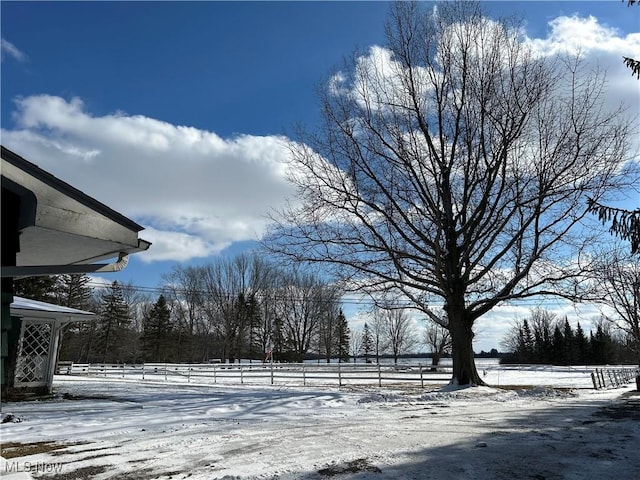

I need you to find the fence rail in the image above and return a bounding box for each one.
[56,361,640,390]
[590,367,639,390]
[56,361,452,388]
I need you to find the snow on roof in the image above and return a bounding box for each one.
[10,296,94,320]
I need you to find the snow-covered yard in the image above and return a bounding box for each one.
[1,371,639,480]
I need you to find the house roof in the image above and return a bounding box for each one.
[1,146,151,276]
[10,296,94,322]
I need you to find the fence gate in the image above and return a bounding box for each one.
[14,319,55,388]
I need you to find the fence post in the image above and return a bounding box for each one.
[338,362,342,387]
[122,363,126,379]
[164,363,168,382]
[142,363,145,381]
[303,363,306,386]
[420,364,424,388]
[213,364,217,384]
[188,365,191,383]
[591,371,598,390]
[270,362,274,385]
[241,365,244,385]
[378,363,382,387]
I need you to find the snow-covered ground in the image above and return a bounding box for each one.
[1,369,639,480]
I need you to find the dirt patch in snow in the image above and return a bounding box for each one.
[0,441,86,459]
[45,465,109,480]
[318,458,382,476]
[592,391,640,421]
[61,392,113,401]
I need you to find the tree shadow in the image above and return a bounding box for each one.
[296,387,640,480]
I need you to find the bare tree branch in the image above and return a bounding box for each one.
[265,1,635,385]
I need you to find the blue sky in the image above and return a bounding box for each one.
[2,1,639,351]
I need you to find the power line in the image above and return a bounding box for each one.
[84,279,594,310]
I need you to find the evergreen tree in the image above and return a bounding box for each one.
[93,281,133,363]
[14,275,59,302]
[141,295,172,362]
[533,325,553,364]
[519,320,535,362]
[230,292,261,362]
[562,318,575,365]
[271,316,288,362]
[574,322,589,365]
[361,323,374,363]
[551,325,565,365]
[318,308,337,363]
[335,310,350,363]
[56,275,95,361]
[56,274,94,309]
[590,323,617,365]
[245,293,262,362]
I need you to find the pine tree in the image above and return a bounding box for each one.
[551,325,565,365]
[361,323,374,363]
[271,316,288,362]
[56,274,93,309]
[56,274,95,361]
[141,295,172,362]
[245,293,262,362]
[574,322,589,365]
[335,310,350,363]
[14,274,94,308]
[519,320,535,362]
[93,281,133,363]
[590,323,617,365]
[562,318,575,365]
[317,309,337,363]
[14,275,59,302]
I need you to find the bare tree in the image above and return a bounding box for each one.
[423,314,451,368]
[369,307,389,362]
[316,301,340,363]
[266,1,635,384]
[377,306,418,364]
[162,265,208,361]
[201,253,274,363]
[273,268,342,362]
[595,248,640,365]
[253,267,284,362]
[350,328,363,363]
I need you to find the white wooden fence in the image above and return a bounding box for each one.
[56,361,452,388]
[56,361,639,390]
[590,367,639,390]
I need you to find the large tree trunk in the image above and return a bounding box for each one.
[448,311,484,386]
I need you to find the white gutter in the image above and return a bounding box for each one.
[1,252,130,278]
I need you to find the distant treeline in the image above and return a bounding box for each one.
[500,310,637,365]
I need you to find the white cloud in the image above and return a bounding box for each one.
[524,15,640,119]
[1,95,297,263]
[3,12,637,276]
[139,227,230,262]
[342,14,639,128]
[525,15,640,59]
[1,38,27,62]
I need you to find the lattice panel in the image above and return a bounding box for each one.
[15,322,53,385]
